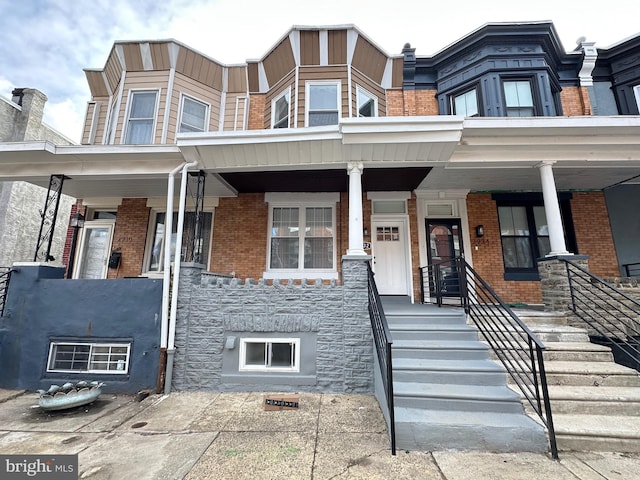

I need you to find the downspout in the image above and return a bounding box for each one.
[164,159,197,394]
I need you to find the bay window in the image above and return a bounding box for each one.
[306,81,340,126]
[179,95,208,133]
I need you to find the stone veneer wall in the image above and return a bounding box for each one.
[171,258,373,393]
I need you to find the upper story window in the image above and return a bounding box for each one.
[179,95,208,133]
[634,85,640,111]
[452,89,479,117]
[356,86,377,117]
[124,90,158,144]
[272,88,290,129]
[306,81,340,126]
[503,80,535,117]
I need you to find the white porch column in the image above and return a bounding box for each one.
[537,161,570,255]
[346,162,366,256]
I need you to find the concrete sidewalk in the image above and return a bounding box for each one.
[0,388,638,479]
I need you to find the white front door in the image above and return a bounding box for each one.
[371,219,409,295]
[74,221,115,279]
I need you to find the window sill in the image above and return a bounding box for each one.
[503,272,540,281]
[263,270,338,280]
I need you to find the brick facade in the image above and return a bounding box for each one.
[570,192,619,277]
[247,93,266,130]
[107,198,150,278]
[560,86,592,116]
[386,89,439,117]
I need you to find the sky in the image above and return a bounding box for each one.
[1,0,638,143]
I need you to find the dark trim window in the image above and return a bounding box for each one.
[453,88,479,117]
[494,193,575,281]
[503,80,535,117]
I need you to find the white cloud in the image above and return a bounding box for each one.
[0,0,638,141]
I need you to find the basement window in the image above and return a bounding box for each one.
[239,338,300,372]
[47,342,131,374]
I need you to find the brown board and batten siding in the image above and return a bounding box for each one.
[263,69,296,129]
[223,93,249,131]
[247,62,260,93]
[391,57,403,88]
[114,70,170,144]
[227,66,248,93]
[300,31,320,66]
[166,72,223,142]
[263,37,296,88]
[104,51,123,92]
[149,42,172,71]
[120,43,145,71]
[297,65,349,127]
[85,70,110,98]
[351,36,387,84]
[351,69,386,116]
[175,47,224,91]
[328,30,347,65]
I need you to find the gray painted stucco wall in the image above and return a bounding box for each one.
[605,185,640,274]
[0,264,162,393]
[0,90,74,268]
[172,259,373,393]
[591,82,619,116]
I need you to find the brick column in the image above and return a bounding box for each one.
[537,255,589,312]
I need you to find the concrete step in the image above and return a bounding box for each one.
[477,325,589,344]
[394,407,548,453]
[513,310,570,327]
[553,414,640,452]
[393,382,525,414]
[392,340,490,360]
[390,323,479,341]
[540,342,614,362]
[386,311,467,326]
[392,358,507,385]
[543,361,640,387]
[543,386,640,415]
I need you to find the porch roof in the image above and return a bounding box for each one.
[0,116,639,198]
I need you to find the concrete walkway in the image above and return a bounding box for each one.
[1,388,639,479]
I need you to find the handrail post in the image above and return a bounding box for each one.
[536,346,558,459]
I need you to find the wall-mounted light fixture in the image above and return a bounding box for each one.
[475,225,484,238]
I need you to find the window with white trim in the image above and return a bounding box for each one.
[634,85,640,111]
[503,80,535,117]
[268,206,335,271]
[306,81,340,126]
[239,338,300,372]
[47,342,131,374]
[179,95,209,133]
[124,90,158,144]
[356,86,377,117]
[272,88,290,128]
[146,211,213,273]
[452,89,479,117]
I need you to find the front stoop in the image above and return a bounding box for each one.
[513,310,640,452]
[383,299,547,453]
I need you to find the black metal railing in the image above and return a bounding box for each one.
[367,263,396,455]
[420,258,558,459]
[0,267,12,317]
[564,259,640,371]
[623,262,640,278]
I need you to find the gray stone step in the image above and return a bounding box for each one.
[392,340,490,360]
[543,361,640,387]
[553,414,640,452]
[394,407,548,453]
[392,358,507,385]
[477,324,589,343]
[488,341,614,363]
[390,323,479,341]
[543,386,640,415]
[393,382,525,413]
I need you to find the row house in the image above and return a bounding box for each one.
[1,21,639,454]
